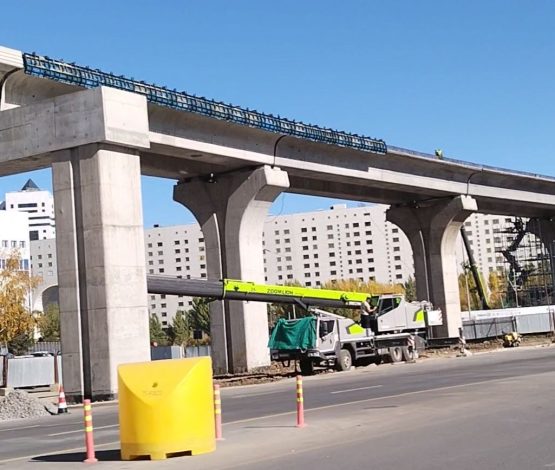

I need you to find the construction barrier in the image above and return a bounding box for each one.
[83,399,98,464]
[118,357,215,461]
[1,355,62,388]
[214,384,222,440]
[57,385,68,414]
[296,375,305,428]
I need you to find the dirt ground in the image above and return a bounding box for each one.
[215,334,555,388]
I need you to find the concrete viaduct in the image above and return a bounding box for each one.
[2,46,555,401]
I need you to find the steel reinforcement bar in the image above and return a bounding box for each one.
[23,52,387,155]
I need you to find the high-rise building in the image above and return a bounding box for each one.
[2,179,55,240]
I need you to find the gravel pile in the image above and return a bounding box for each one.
[0,390,51,421]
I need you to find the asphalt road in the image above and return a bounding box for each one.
[1,345,555,468]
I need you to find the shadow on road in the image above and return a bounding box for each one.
[32,449,122,462]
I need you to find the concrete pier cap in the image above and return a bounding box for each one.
[387,195,478,338]
[174,165,289,374]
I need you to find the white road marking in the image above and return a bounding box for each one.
[0,424,40,432]
[330,385,383,394]
[232,390,283,399]
[223,376,522,426]
[48,424,118,437]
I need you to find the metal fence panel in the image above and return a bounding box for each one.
[516,313,553,334]
[7,356,58,388]
[150,346,184,361]
[463,317,515,340]
[463,312,555,340]
[185,345,211,358]
[27,342,61,355]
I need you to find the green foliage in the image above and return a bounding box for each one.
[487,271,506,308]
[8,332,34,356]
[458,269,483,311]
[188,298,211,337]
[403,277,417,302]
[149,314,169,346]
[169,311,191,346]
[37,303,60,341]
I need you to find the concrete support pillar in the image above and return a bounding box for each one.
[387,196,477,337]
[52,144,150,401]
[174,165,289,373]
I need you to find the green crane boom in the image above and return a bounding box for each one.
[147,276,374,309]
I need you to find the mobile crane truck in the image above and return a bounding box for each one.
[146,276,443,375]
[267,290,442,375]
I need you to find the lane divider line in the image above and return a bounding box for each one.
[48,424,118,437]
[223,376,526,426]
[0,424,40,433]
[331,385,383,394]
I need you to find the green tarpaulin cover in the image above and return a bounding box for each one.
[268,316,316,351]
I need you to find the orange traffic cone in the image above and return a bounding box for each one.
[57,385,68,414]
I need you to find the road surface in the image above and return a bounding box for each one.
[0,345,554,468]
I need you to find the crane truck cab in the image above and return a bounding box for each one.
[364,294,443,334]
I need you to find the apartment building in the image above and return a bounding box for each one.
[26,201,537,327]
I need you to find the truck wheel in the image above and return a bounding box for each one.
[299,358,314,376]
[402,346,415,362]
[389,346,403,363]
[337,349,352,371]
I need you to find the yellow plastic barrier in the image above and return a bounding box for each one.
[118,357,215,460]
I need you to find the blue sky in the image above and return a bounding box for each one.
[1,1,554,227]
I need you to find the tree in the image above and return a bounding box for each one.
[37,303,60,341]
[170,310,191,346]
[0,251,38,348]
[8,333,34,356]
[488,271,506,309]
[320,278,404,320]
[403,277,417,302]
[149,314,168,345]
[188,298,211,337]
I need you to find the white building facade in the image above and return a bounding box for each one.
[3,179,55,240]
[0,210,30,270]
